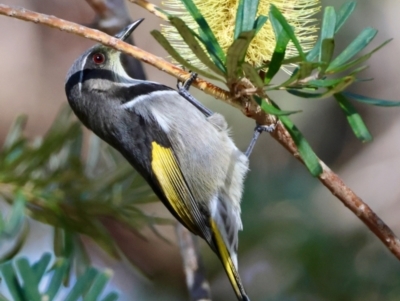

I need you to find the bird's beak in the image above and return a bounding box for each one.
[115,18,144,41]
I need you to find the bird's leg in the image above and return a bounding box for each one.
[178,73,275,158]
[177,72,213,117]
[245,124,276,158]
[181,71,197,90]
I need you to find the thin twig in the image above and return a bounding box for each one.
[0,4,236,104]
[85,0,147,81]
[85,0,132,35]
[0,4,400,261]
[128,0,169,21]
[270,123,400,258]
[176,224,212,301]
[85,0,109,18]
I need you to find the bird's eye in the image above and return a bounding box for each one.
[92,53,105,64]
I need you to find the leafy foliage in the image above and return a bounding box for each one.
[152,0,400,176]
[0,106,171,267]
[1,1,399,300]
[0,253,118,301]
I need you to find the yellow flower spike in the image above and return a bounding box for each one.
[162,0,321,69]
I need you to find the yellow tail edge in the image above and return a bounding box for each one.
[210,220,250,301]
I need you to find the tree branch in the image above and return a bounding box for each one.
[128,0,169,21]
[84,0,147,81]
[85,0,133,35]
[0,4,399,261]
[176,224,212,301]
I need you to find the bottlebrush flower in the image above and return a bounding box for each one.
[162,0,321,69]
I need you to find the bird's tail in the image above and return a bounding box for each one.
[210,220,250,301]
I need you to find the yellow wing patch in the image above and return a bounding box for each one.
[151,141,197,234]
[211,219,247,301]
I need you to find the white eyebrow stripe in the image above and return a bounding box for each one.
[116,79,164,87]
[78,53,89,96]
[120,90,177,109]
[120,93,150,109]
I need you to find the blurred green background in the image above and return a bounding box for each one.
[1,0,400,300]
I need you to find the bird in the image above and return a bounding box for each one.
[65,18,259,301]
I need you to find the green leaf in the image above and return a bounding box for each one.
[298,61,318,80]
[286,88,326,98]
[83,270,113,301]
[2,116,27,151]
[0,254,118,301]
[151,29,223,80]
[287,76,354,99]
[242,63,264,88]
[45,258,69,301]
[74,238,91,277]
[318,6,336,74]
[319,7,336,61]
[257,54,303,70]
[53,230,74,285]
[264,9,290,84]
[334,93,372,142]
[319,39,335,75]
[82,221,120,259]
[226,31,255,81]
[167,17,226,74]
[242,0,260,32]
[254,96,301,116]
[196,32,227,73]
[306,2,355,62]
[268,70,300,90]
[269,4,306,60]
[0,225,29,263]
[101,293,119,301]
[253,15,268,33]
[1,140,26,167]
[0,121,154,285]
[278,115,322,176]
[32,253,52,280]
[15,258,42,300]
[0,262,24,301]
[85,134,102,175]
[264,52,285,84]
[326,39,391,74]
[154,6,173,19]
[2,191,25,238]
[306,39,321,62]
[234,0,244,39]
[62,231,75,261]
[234,0,265,38]
[64,267,98,301]
[349,65,370,76]
[308,78,344,88]
[327,27,378,71]
[0,106,163,278]
[53,228,63,258]
[343,92,400,107]
[179,0,226,64]
[91,164,133,193]
[4,115,82,174]
[335,1,357,32]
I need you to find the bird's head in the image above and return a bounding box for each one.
[65,19,144,115]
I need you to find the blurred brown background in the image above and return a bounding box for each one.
[1,0,400,300]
